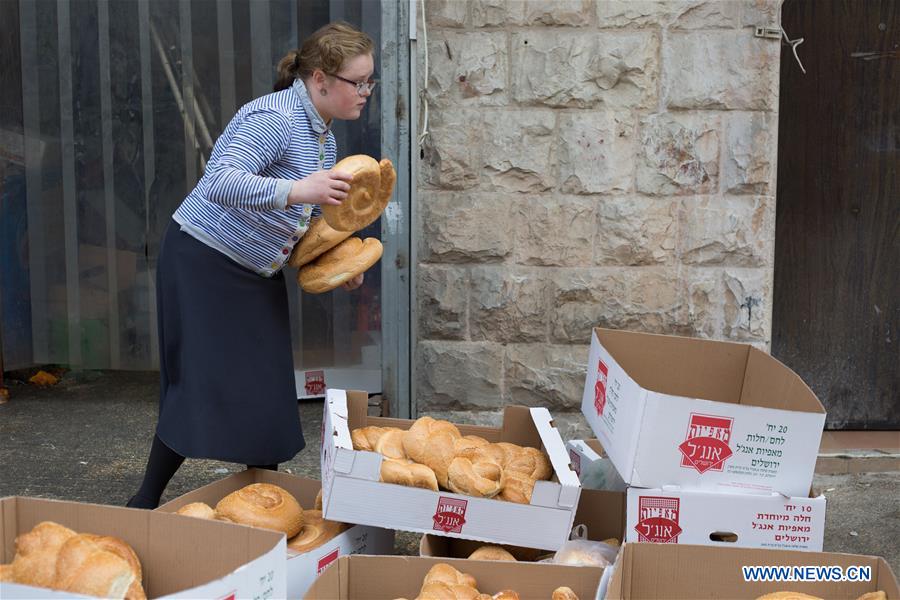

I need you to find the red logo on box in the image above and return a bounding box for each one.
[305,370,326,396]
[594,359,609,416]
[218,593,236,600]
[317,548,339,574]
[635,496,682,543]
[433,497,468,533]
[569,449,582,476]
[679,413,734,473]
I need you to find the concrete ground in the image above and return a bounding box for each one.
[0,370,897,572]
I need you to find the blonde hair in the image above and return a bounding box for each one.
[274,22,374,92]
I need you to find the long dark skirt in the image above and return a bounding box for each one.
[155,220,305,464]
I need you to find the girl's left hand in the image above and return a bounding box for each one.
[341,273,364,291]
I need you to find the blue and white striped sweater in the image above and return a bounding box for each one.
[173,79,336,277]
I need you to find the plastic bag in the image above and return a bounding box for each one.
[552,538,619,568]
[579,457,627,492]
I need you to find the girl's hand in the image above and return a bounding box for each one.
[288,169,352,206]
[341,273,364,291]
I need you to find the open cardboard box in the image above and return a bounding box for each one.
[305,555,605,600]
[581,328,826,497]
[321,389,582,550]
[420,487,627,562]
[0,496,285,599]
[157,469,394,599]
[605,542,899,599]
[567,439,826,552]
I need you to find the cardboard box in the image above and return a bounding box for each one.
[568,439,826,552]
[0,496,285,599]
[581,328,826,497]
[625,487,825,551]
[420,487,627,562]
[157,469,394,599]
[321,389,582,550]
[305,555,605,600]
[605,542,900,599]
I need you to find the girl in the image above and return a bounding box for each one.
[128,22,377,508]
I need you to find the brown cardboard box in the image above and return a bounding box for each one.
[157,469,394,599]
[605,543,899,599]
[305,555,605,599]
[420,487,627,562]
[0,496,285,599]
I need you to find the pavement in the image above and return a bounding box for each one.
[0,369,897,571]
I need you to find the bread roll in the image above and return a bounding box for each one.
[381,458,439,491]
[402,416,462,489]
[53,535,136,599]
[419,581,480,600]
[79,534,145,600]
[756,594,823,600]
[498,470,536,504]
[215,483,304,537]
[467,545,516,562]
[492,591,520,600]
[374,428,408,461]
[856,593,887,600]
[175,502,217,520]
[447,452,502,498]
[298,237,383,294]
[288,216,353,268]
[552,587,579,600]
[323,155,396,232]
[423,563,477,590]
[7,521,76,588]
[287,510,346,554]
[496,443,552,481]
[351,425,388,451]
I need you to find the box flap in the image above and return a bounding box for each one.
[529,407,581,497]
[595,328,749,405]
[741,349,825,414]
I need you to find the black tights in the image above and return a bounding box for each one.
[127,434,277,509]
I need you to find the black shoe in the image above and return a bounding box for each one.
[126,494,159,509]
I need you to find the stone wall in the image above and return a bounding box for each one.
[415,0,783,424]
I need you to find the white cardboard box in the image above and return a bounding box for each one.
[0,496,285,599]
[566,440,825,552]
[420,486,628,561]
[320,388,582,551]
[625,487,825,552]
[580,328,826,497]
[567,439,826,552]
[157,469,394,599]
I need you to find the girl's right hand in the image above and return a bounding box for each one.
[288,169,352,206]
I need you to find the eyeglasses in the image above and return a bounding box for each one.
[327,73,378,96]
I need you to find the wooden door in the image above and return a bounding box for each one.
[773,0,899,428]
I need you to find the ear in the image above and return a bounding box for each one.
[311,69,327,88]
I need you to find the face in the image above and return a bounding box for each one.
[316,53,375,122]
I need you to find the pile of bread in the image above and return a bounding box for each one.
[352,416,553,503]
[395,563,579,600]
[291,155,395,294]
[0,521,145,599]
[174,483,348,555]
[757,593,885,600]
